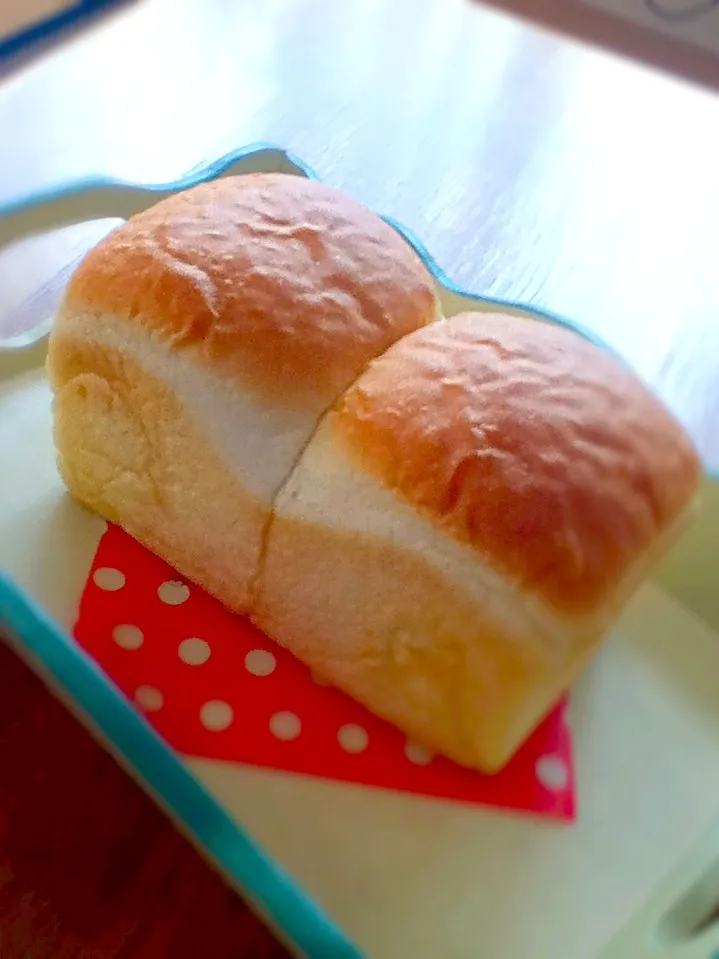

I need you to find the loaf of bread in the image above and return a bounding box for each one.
[48,173,438,613]
[48,174,701,773]
[254,312,700,771]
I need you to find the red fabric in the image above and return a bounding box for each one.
[0,636,289,959]
[76,524,576,821]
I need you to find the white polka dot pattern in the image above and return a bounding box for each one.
[244,649,276,677]
[200,700,233,731]
[405,742,433,766]
[79,522,575,820]
[338,724,369,754]
[536,755,570,791]
[157,580,190,605]
[112,624,144,650]
[134,685,164,711]
[269,711,301,741]
[93,567,125,591]
[178,637,211,665]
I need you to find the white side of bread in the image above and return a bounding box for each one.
[252,418,599,770]
[55,308,318,503]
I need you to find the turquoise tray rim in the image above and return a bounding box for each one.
[0,572,365,959]
[2,140,712,487]
[0,141,622,364]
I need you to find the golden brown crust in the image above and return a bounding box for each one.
[63,174,438,409]
[332,312,702,614]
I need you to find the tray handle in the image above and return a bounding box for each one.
[603,820,719,959]
[0,144,314,353]
[0,144,313,253]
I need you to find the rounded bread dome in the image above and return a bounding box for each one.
[63,172,439,409]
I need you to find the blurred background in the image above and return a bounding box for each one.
[2,0,719,468]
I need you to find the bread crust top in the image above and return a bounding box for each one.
[332,312,701,613]
[63,173,438,410]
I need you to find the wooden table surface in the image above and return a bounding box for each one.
[2,0,719,468]
[0,1,718,955]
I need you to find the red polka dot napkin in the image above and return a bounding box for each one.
[74,524,576,822]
